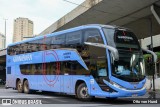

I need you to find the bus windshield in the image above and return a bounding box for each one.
[103,28,145,82]
[113,52,145,82]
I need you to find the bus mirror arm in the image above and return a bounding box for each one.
[84,42,119,61]
[105,45,119,61]
[142,48,157,63]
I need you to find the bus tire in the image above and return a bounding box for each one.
[17,80,23,93]
[76,83,92,101]
[23,80,31,94]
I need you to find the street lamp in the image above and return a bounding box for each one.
[149,17,156,92]
[4,19,7,48]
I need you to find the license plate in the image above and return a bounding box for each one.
[132,94,138,97]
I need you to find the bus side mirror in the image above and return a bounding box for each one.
[84,42,119,61]
[142,48,157,63]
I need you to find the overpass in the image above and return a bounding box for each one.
[40,0,160,40]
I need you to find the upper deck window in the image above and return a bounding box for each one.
[66,31,82,45]
[84,29,103,44]
[103,28,140,51]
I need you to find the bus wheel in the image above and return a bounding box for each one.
[17,80,23,93]
[77,83,92,101]
[23,80,30,94]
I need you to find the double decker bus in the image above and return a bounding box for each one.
[6,24,157,100]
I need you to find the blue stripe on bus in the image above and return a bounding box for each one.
[7,49,89,70]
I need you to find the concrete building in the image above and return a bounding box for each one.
[141,34,160,77]
[141,34,160,50]
[13,17,33,43]
[0,33,5,49]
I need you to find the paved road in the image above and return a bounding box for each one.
[0,86,160,107]
[146,78,160,90]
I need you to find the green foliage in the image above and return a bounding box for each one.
[143,51,160,62]
[156,52,160,60]
[143,51,160,76]
[143,54,151,60]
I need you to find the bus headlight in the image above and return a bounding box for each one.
[110,80,125,89]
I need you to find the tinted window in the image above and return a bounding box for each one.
[114,30,140,50]
[61,61,89,75]
[102,28,115,47]
[66,31,82,45]
[51,34,65,49]
[84,29,103,44]
[115,30,137,44]
[7,34,66,56]
[52,35,65,44]
[103,28,140,50]
[20,62,58,75]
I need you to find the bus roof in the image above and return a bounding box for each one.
[8,24,122,47]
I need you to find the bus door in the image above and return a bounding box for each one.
[87,45,109,94]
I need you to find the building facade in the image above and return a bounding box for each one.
[140,34,160,49]
[0,33,5,49]
[140,34,160,77]
[13,17,33,43]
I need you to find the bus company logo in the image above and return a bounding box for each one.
[2,99,12,105]
[42,35,60,87]
[13,54,32,62]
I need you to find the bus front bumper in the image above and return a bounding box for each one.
[109,87,146,98]
[103,80,146,98]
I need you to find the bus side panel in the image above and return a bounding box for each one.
[63,75,72,93]
[34,75,61,92]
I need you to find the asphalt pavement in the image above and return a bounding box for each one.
[0,86,159,107]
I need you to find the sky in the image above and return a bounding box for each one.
[0,0,85,47]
